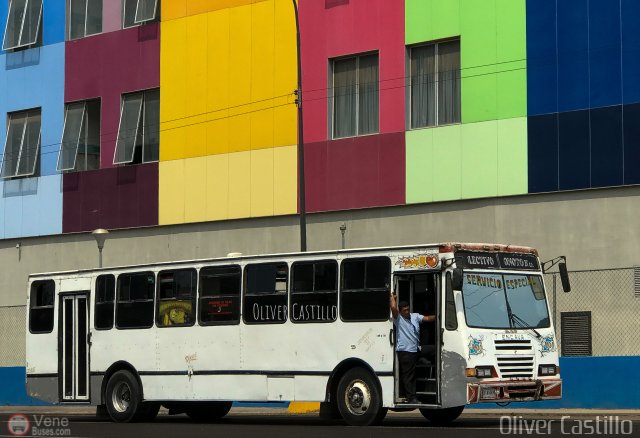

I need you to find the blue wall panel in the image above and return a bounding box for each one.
[528,114,559,193]
[589,0,622,108]
[526,0,558,116]
[623,103,640,185]
[557,0,590,113]
[43,0,66,46]
[590,106,623,188]
[622,0,640,104]
[558,110,590,190]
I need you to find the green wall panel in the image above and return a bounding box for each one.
[497,117,528,196]
[432,125,462,201]
[461,121,498,199]
[406,129,434,204]
[406,0,460,45]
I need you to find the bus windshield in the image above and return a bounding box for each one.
[461,273,550,329]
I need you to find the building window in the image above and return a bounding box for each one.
[156,269,196,327]
[332,53,379,139]
[409,39,460,129]
[58,100,100,172]
[123,0,159,28]
[29,280,55,334]
[67,0,102,40]
[2,0,43,51]
[94,274,115,330]
[340,257,390,322]
[291,260,338,323]
[113,89,159,165]
[1,109,41,179]
[116,272,155,329]
[243,263,288,324]
[199,265,241,326]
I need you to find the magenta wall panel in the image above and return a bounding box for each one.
[305,133,406,212]
[65,24,160,169]
[62,163,159,233]
[299,0,406,143]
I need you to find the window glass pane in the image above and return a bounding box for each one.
[200,266,241,297]
[116,272,155,329]
[437,40,461,125]
[292,263,314,293]
[95,274,115,330]
[69,0,87,40]
[16,111,40,177]
[3,0,27,50]
[291,261,337,323]
[157,269,196,327]
[123,0,137,27]
[358,54,379,135]
[135,0,158,23]
[342,260,365,290]
[85,0,102,36]
[314,261,337,292]
[411,45,436,128]
[341,290,389,321]
[58,102,86,171]
[245,263,288,295]
[445,273,458,330]
[244,263,288,324]
[114,93,143,164]
[365,258,390,289]
[2,113,27,178]
[29,280,55,333]
[142,88,159,162]
[76,99,101,171]
[20,0,43,46]
[333,57,357,138]
[341,257,390,322]
[199,265,241,325]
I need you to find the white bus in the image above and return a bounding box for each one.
[25,243,568,426]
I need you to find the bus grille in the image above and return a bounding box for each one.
[494,339,532,351]
[497,356,535,378]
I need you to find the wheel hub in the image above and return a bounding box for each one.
[112,381,132,413]
[344,379,371,416]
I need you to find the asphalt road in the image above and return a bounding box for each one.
[1,410,638,438]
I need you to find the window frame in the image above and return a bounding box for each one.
[113,88,159,165]
[339,256,391,322]
[115,271,155,330]
[1,108,41,179]
[290,260,338,324]
[67,0,103,41]
[155,268,197,328]
[330,52,380,139]
[2,0,43,51]
[57,99,101,173]
[123,0,159,29]
[243,262,289,325]
[94,274,115,330]
[407,38,461,130]
[29,279,55,334]
[198,264,242,327]
[444,272,458,330]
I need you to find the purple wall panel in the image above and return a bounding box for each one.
[65,24,160,169]
[305,133,405,212]
[62,163,159,233]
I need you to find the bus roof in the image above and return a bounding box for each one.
[28,242,538,279]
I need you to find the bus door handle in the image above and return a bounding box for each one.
[389,328,395,346]
[87,332,92,347]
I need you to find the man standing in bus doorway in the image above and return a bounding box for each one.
[390,292,436,404]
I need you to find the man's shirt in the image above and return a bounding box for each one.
[394,312,423,352]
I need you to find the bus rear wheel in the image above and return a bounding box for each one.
[336,367,385,426]
[185,401,232,422]
[104,370,142,423]
[419,405,465,425]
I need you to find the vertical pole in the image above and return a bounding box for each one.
[553,275,557,329]
[293,0,307,252]
[98,247,103,269]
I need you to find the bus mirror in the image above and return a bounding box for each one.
[559,262,571,293]
[452,268,463,290]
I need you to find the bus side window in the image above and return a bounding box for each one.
[156,269,197,327]
[291,260,338,323]
[29,280,55,334]
[445,273,458,330]
[95,274,115,330]
[340,257,390,322]
[116,272,155,329]
[243,262,288,324]
[199,265,241,325]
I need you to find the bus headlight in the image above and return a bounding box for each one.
[466,366,497,378]
[538,364,558,376]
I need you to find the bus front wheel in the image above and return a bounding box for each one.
[336,367,386,426]
[104,370,143,423]
[419,405,465,425]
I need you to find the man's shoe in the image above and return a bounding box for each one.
[408,398,421,405]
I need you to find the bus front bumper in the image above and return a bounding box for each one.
[467,379,562,403]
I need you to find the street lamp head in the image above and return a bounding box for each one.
[92,228,109,250]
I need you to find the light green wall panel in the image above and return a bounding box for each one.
[405,0,460,45]
[461,121,498,199]
[432,125,462,202]
[406,129,434,204]
[497,117,528,196]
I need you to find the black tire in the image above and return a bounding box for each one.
[185,402,232,422]
[419,405,465,425]
[104,370,143,423]
[135,402,160,422]
[319,401,341,420]
[336,367,384,426]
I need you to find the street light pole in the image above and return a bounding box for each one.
[92,229,109,268]
[292,0,307,252]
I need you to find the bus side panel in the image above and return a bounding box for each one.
[440,292,468,408]
[380,376,395,407]
[141,375,268,401]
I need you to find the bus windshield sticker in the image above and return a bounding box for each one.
[395,252,439,270]
[497,253,539,270]
[458,251,539,271]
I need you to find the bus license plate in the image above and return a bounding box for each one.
[481,386,498,400]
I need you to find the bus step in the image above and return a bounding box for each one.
[416,378,437,382]
[417,391,437,395]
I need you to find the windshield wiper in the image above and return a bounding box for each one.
[505,297,541,338]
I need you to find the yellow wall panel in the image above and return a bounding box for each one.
[274,104,297,148]
[274,0,297,98]
[228,114,252,153]
[186,13,208,118]
[228,6,252,107]
[250,148,275,217]
[159,160,186,225]
[273,145,298,215]
[205,154,230,220]
[251,0,274,102]
[183,157,207,223]
[206,115,230,156]
[251,108,274,150]
[162,0,186,21]
[228,152,251,219]
[206,11,230,114]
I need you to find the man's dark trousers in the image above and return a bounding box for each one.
[397,351,418,400]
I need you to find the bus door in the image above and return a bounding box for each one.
[393,273,440,405]
[59,292,90,401]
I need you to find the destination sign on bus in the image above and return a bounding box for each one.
[458,251,539,271]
